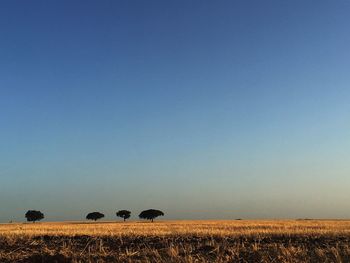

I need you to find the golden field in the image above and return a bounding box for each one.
[1,220,350,262]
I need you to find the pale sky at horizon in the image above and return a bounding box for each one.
[1,0,350,222]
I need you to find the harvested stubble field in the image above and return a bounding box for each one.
[1,220,350,262]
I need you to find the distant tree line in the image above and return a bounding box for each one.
[24,209,164,223]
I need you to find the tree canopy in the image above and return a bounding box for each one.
[25,210,44,223]
[139,209,164,222]
[116,210,131,222]
[86,212,104,221]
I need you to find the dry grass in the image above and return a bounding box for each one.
[1,220,350,262]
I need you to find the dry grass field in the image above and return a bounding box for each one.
[1,220,350,262]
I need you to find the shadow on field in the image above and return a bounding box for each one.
[18,253,70,263]
[2,234,350,262]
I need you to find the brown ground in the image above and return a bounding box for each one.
[1,220,350,262]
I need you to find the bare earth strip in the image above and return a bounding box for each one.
[1,220,350,262]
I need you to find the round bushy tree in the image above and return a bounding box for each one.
[86,212,104,221]
[139,209,164,222]
[116,210,131,222]
[25,210,44,223]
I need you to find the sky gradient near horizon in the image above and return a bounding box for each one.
[1,0,350,222]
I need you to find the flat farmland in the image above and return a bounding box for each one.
[1,220,350,262]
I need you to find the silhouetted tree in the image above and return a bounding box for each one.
[25,210,44,223]
[116,210,131,222]
[86,212,104,221]
[139,209,164,222]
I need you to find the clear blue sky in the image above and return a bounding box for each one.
[1,0,350,222]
